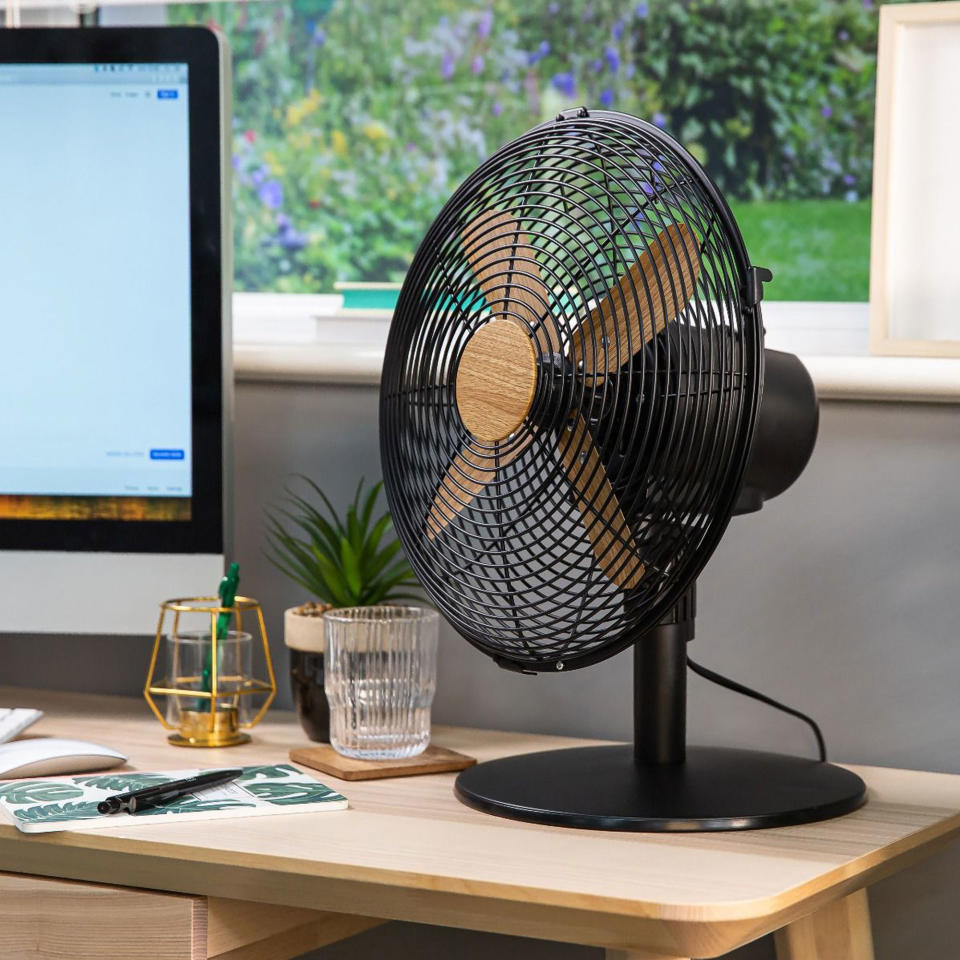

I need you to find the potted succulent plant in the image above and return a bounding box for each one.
[265,476,421,742]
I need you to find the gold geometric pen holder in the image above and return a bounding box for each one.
[144,597,277,747]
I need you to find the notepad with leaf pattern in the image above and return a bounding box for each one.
[0,764,347,834]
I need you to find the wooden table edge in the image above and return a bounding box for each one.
[1,802,957,928]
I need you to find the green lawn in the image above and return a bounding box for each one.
[729,199,871,302]
[339,199,871,307]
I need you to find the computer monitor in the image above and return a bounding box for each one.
[0,27,231,634]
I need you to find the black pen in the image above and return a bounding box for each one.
[97,768,243,815]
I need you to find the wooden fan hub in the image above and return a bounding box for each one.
[456,320,537,442]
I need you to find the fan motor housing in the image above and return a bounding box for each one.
[737,348,819,513]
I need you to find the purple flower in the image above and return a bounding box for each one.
[441,52,455,80]
[258,179,282,210]
[491,101,503,116]
[278,225,308,251]
[604,47,621,73]
[652,111,667,128]
[838,29,850,42]
[405,141,418,152]
[551,71,576,97]
[312,26,325,46]
[590,58,603,73]
[477,9,493,40]
[231,153,241,170]
[625,62,635,78]
[862,0,873,8]
[276,212,291,230]
[548,1,559,12]
[821,105,833,119]
[844,189,858,203]
[843,172,856,185]
[599,88,614,107]
[635,2,649,17]
[471,54,484,76]
[612,19,625,40]
[251,166,267,186]
[527,41,550,66]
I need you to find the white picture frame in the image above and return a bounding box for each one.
[870,1,960,357]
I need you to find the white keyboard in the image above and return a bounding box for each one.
[0,708,43,744]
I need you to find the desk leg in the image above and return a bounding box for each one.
[774,890,875,960]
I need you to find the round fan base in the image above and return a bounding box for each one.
[455,744,866,832]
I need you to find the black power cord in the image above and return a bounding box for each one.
[686,656,828,763]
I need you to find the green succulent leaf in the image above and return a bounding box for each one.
[362,512,394,565]
[339,536,363,600]
[297,475,346,534]
[359,481,383,538]
[364,538,403,581]
[313,549,352,607]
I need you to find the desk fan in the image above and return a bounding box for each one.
[380,108,866,831]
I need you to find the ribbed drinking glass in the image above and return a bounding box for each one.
[324,606,438,759]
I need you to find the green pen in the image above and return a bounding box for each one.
[216,562,241,640]
[199,563,240,708]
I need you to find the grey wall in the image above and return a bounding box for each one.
[4,381,959,960]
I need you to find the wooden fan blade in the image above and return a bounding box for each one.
[559,415,644,589]
[570,222,701,377]
[426,436,531,539]
[462,210,560,353]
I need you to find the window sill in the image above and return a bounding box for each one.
[232,297,960,403]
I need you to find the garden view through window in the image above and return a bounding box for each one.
[161,0,913,302]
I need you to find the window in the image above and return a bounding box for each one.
[174,0,897,304]
[6,0,923,310]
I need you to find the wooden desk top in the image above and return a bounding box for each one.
[1,687,959,958]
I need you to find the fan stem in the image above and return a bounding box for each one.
[633,585,695,766]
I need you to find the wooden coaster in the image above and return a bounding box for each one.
[290,743,476,781]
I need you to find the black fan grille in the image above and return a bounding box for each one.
[381,110,763,671]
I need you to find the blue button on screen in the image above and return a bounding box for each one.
[150,448,185,460]
[157,89,178,99]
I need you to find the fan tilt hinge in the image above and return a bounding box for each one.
[744,266,774,306]
[556,106,590,122]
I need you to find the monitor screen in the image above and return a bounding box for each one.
[0,61,193,523]
[0,27,226,563]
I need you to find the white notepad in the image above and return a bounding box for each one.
[0,763,347,834]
